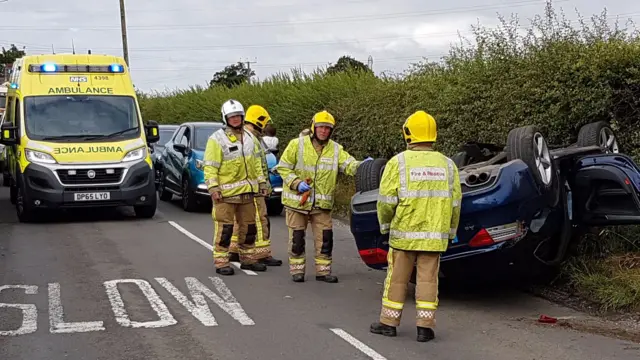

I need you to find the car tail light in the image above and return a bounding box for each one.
[468,229,495,247]
[358,248,388,264]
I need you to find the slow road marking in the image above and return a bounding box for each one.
[330,328,388,360]
[168,220,257,276]
[1,276,254,336]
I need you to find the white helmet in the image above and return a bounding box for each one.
[221,99,245,128]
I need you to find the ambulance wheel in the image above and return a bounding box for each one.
[15,181,37,223]
[134,194,157,219]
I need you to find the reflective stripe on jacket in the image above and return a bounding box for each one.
[276,134,360,211]
[203,128,266,198]
[377,149,462,252]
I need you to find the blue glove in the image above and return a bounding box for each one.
[297,181,311,192]
[363,157,373,162]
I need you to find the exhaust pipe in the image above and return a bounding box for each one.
[466,174,478,185]
[478,172,489,182]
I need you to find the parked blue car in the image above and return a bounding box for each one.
[156,121,285,213]
[350,121,640,282]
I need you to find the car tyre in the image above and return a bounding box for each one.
[355,158,388,193]
[157,170,173,201]
[506,125,560,207]
[181,177,199,212]
[576,121,619,153]
[134,194,157,219]
[2,173,9,187]
[267,200,284,216]
[15,181,37,223]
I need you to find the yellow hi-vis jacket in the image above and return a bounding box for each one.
[377,149,462,252]
[203,128,267,198]
[244,124,271,194]
[276,134,361,211]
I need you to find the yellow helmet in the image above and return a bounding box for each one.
[310,110,335,135]
[402,110,437,144]
[245,105,271,130]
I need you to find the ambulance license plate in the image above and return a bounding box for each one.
[74,192,110,201]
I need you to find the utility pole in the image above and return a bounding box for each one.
[119,0,129,66]
[242,57,257,84]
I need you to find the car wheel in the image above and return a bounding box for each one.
[267,200,284,216]
[15,181,37,223]
[2,173,9,187]
[506,125,560,207]
[450,151,471,168]
[134,194,157,219]
[157,170,172,201]
[576,121,619,153]
[355,158,388,193]
[181,177,198,212]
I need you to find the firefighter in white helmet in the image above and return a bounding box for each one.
[369,110,461,342]
[203,99,269,275]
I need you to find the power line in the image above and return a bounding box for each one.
[0,0,567,31]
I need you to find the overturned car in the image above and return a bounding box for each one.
[350,121,640,281]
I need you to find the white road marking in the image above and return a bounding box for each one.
[156,277,254,326]
[104,279,178,329]
[48,283,104,334]
[168,220,258,276]
[330,328,388,360]
[0,285,38,336]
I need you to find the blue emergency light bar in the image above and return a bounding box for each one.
[28,63,126,73]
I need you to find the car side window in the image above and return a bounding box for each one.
[180,128,190,147]
[172,126,185,143]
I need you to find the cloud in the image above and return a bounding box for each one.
[1,0,638,92]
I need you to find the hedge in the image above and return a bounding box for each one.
[139,3,640,163]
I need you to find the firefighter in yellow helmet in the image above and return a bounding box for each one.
[203,99,269,275]
[276,110,372,283]
[369,111,461,342]
[228,105,283,266]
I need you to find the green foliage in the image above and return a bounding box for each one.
[0,44,26,73]
[209,61,256,89]
[140,3,640,162]
[326,55,374,76]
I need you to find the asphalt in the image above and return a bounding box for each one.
[1,187,639,360]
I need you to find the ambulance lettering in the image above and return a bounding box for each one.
[53,146,124,155]
[47,87,114,95]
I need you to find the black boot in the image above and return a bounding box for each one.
[292,274,305,282]
[240,262,267,272]
[259,256,283,266]
[316,275,339,283]
[417,327,435,342]
[370,322,397,337]
[216,266,235,276]
[229,253,240,262]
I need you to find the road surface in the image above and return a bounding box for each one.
[1,188,639,359]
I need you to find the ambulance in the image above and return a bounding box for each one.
[0,54,160,222]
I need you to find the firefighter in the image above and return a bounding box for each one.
[228,105,283,266]
[276,110,372,283]
[203,99,269,275]
[369,110,462,342]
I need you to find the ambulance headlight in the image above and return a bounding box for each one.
[122,147,146,162]
[25,149,57,164]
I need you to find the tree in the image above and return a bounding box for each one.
[0,44,26,74]
[326,55,373,75]
[209,61,255,88]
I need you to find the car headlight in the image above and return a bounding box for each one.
[122,147,147,162]
[195,159,204,170]
[25,149,57,164]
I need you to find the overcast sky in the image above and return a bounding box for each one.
[1,0,637,93]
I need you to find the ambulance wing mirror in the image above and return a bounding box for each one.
[0,123,18,146]
[145,120,160,144]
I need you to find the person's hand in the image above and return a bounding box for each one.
[297,181,311,193]
[211,191,222,201]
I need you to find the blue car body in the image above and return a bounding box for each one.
[350,125,640,277]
